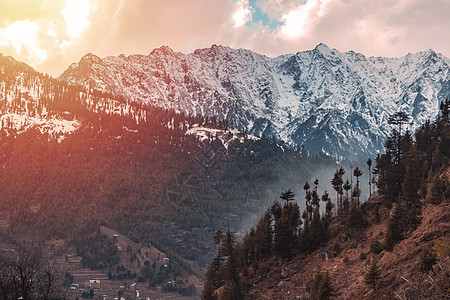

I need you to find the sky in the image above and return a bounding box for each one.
[0,0,449,77]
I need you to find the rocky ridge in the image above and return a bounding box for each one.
[59,44,450,160]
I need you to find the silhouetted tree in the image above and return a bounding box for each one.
[0,250,64,300]
[270,201,282,223]
[322,191,333,226]
[273,190,300,259]
[353,167,362,205]
[331,168,345,214]
[203,227,240,299]
[343,179,351,214]
[367,158,372,197]
[280,188,295,205]
[253,209,272,261]
[388,111,410,137]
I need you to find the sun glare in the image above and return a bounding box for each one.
[61,0,92,39]
[0,20,47,62]
[281,9,308,38]
[281,0,331,38]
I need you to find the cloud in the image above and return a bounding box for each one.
[302,0,450,57]
[0,0,50,25]
[0,0,449,77]
[233,0,252,27]
[258,0,300,19]
[61,0,93,39]
[279,0,331,38]
[0,20,47,63]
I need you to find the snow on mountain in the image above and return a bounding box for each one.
[0,112,79,141]
[0,53,155,141]
[59,44,450,160]
[0,53,80,141]
[186,124,259,149]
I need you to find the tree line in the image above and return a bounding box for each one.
[202,100,450,299]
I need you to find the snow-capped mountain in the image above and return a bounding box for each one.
[0,53,80,141]
[59,44,450,160]
[0,53,149,141]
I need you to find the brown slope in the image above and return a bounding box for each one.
[241,199,449,299]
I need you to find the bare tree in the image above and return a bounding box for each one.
[0,250,64,299]
[35,263,64,300]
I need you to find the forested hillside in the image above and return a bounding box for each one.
[0,53,342,295]
[202,100,449,299]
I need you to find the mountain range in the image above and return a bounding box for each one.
[58,43,450,161]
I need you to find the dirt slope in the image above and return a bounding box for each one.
[241,200,449,299]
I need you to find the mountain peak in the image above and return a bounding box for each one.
[193,44,233,56]
[80,53,103,65]
[58,44,450,161]
[312,43,339,57]
[315,42,330,49]
[210,44,230,50]
[149,45,174,56]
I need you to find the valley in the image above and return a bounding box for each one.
[0,44,448,299]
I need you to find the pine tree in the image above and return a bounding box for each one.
[322,191,333,226]
[311,187,320,208]
[218,227,241,299]
[331,168,345,214]
[202,256,222,300]
[306,270,333,300]
[364,259,381,290]
[273,212,292,259]
[353,167,362,205]
[432,147,445,172]
[203,228,240,300]
[346,203,366,228]
[426,174,450,205]
[376,122,410,201]
[367,158,372,197]
[314,178,319,192]
[370,237,383,254]
[310,208,326,250]
[280,188,295,204]
[437,99,450,157]
[241,229,255,267]
[270,201,282,223]
[253,209,272,260]
[213,230,224,246]
[273,190,300,259]
[400,146,424,232]
[303,181,310,195]
[383,203,404,251]
[343,179,351,214]
[418,244,437,273]
[388,111,410,137]
[402,146,425,203]
[303,181,312,219]
[415,120,434,165]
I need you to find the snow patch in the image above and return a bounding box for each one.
[186,124,258,149]
[0,113,80,141]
